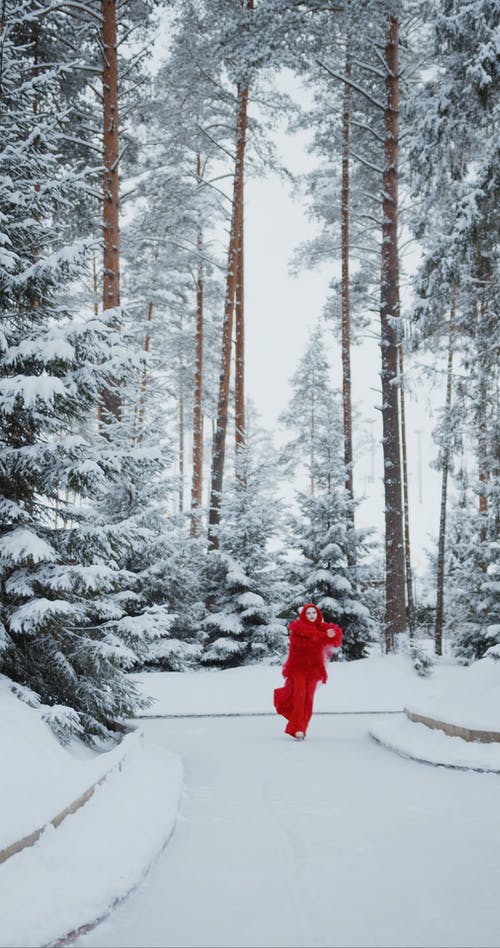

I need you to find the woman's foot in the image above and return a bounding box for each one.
[293,731,305,740]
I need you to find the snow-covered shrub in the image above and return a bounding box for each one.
[485,640,500,662]
[409,643,434,678]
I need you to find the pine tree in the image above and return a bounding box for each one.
[292,0,422,649]
[408,0,500,658]
[202,432,287,667]
[280,330,377,658]
[279,322,332,496]
[446,492,500,664]
[0,5,159,741]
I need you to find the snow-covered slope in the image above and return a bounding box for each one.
[133,653,462,717]
[0,675,135,853]
[0,675,183,948]
[405,652,500,732]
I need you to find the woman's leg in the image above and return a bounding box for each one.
[285,676,308,736]
[303,677,319,734]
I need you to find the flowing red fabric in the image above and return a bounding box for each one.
[274,603,343,736]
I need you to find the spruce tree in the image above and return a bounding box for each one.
[202,432,287,667]
[0,3,159,742]
[408,0,499,658]
[280,329,377,659]
[445,485,500,663]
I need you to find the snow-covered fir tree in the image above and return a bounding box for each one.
[407,0,499,656]
[280,328,377,659]
[139,523,208,671]
[279,322,334,493]
[0,4,164,742]
[444,479,500,663]
[202,431,287,668]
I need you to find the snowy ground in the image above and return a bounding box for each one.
[1,740,182,948]
[3,655,500,948]
[75,714,500,948]
[133,653,464,717]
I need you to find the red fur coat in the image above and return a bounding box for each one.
[282,603,343,684]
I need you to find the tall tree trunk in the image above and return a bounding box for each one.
[191,156,205,535]
[32,23,39,116]
[434,298,455,656]
[207,82,248,549]
[310,391,316,497]
[380,15,406,651]
[136,301,153,445]
[477,293,489,533]
[234,216,245,457]
[208,1,252,548]
[100,0,121,428]
[341,50,353,502]
[179,376,185,514]
[398,343,415,639]
[93,255,99,316]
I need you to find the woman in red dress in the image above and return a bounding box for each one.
[274,603,343,739]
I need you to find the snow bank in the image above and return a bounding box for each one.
[370,716,500,773]
[0,676,135,853]
[0,740,182,948]
[405,653,500,733]
[134,654,461,717]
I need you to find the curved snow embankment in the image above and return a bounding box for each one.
[370,716,500,773]
[0,739,183,948]
[0,727,139,866]
[404,708,500,744]
[403,655,500,737]
[0,675,144,860]
[370,656,500,772]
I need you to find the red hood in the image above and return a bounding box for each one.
[299,603,324,626]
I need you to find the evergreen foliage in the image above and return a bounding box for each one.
[202,435,287,668]
[445,494,500,663]
[138,521,208,671]
[0,0,497,733]
[280,327,377,659]
[408,0,499,658]
[0,3,163,741]
[409,643,434,679]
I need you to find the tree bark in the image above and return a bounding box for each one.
[100,0,121,428]
[477,295,489,529]
[310,390,316,497]
[179,379,185,514]
[136,301,153,445]
[32,23,40,116]
[234,213,245,456]
[341,51,353,502]
[208,82,248,549]
[93,255,99,317]
[380,15,406,651]
[398,343,415,639]
[434,298,455,656]
[191,156,205,534]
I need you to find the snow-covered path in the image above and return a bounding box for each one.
[76,715,500,948]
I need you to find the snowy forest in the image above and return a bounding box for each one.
[0,0,498,744]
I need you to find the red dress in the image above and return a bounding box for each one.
[274,603,343,737]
